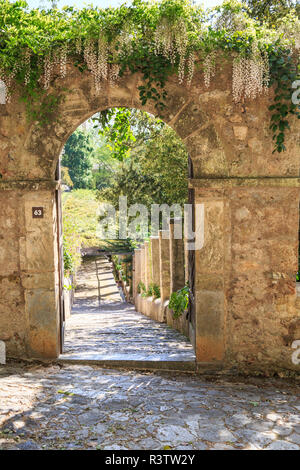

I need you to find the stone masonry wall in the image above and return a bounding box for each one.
[0,184,60,358]
[0,61,299,372]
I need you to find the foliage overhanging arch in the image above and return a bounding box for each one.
[0,0,299,152]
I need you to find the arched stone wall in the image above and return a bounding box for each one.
[0,63,299,373]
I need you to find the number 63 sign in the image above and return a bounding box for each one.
[32,207,44,218]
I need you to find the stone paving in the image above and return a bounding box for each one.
[1,256,299,450]
[0,362,299,450]
[60,256,195,362]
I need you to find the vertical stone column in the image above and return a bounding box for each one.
[133,248,141,302]
[137,245,146,314]
[150,236,160,289]
[140,245,145,286]
[226,184,300,371]
[21,188,60,359]
[159,230,171,321]
[169,218,185,293]
[141,243,149,315]
[144,241,151,291]
[184,238,189,285]
[192,180,300,371]
[192,187,226,364]
[150,236,161,321]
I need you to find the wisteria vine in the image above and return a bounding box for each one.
[0,0,299,151]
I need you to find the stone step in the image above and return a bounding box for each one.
[57,358,197,372]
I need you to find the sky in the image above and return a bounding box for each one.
[26,0,224,10]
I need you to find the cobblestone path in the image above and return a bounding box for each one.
[1,257,299,450]
[60,256,195,362]
[0,363,299,450]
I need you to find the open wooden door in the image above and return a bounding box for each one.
[55,161,65,354]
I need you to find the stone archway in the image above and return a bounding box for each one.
[0,62,299,373]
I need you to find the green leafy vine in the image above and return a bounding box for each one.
[268,44,300,152]
[0,0,298,150]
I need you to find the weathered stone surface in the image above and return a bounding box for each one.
[233,125,248,141]
[0,362,299,450]
[265,440,299,450]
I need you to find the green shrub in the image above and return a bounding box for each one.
[147,283,161,299]
[138,281,147,296]
[169,285,189,319]
[63,245,74,276]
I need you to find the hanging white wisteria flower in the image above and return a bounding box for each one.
[94,36,108,93]
[203,51,216,88]
[43,52,53,90]
[118,24,134,59]
[186,51,195,87]
[83,35,110,93]
[232,53,270,103]
[261,49,270,92]
[97,36,108,81]
[109,63,120,85]
[84,38,97,88]
[24,49,31,86]
[232,39,270,102]
[154,18,175,62]
[245,58,263,99]
[154,17,189,82]
[232,56,244,102]
[0,66,17,104]
[75,37,82,55]
[84,38,96,71]
[175,20,188,84]
[59,43,68,79]
[0,79,7,104]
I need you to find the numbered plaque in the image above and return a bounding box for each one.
[32,207,44,218]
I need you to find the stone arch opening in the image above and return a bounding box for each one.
[58,106,196,361]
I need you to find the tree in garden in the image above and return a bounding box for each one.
[245,0,299,23]
[93,108,165,163]
[96,109,188,210]
[61,166,73,188]
[61,130,94,189]
[91,136,120,190]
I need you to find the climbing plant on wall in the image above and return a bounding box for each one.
[0,0,299,151]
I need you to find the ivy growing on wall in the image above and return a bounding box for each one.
[0,0,299,151]
[268,44,300,152]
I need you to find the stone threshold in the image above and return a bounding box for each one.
[56,358,225,374]
[5,357,227,375]
[56,358,197,372]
